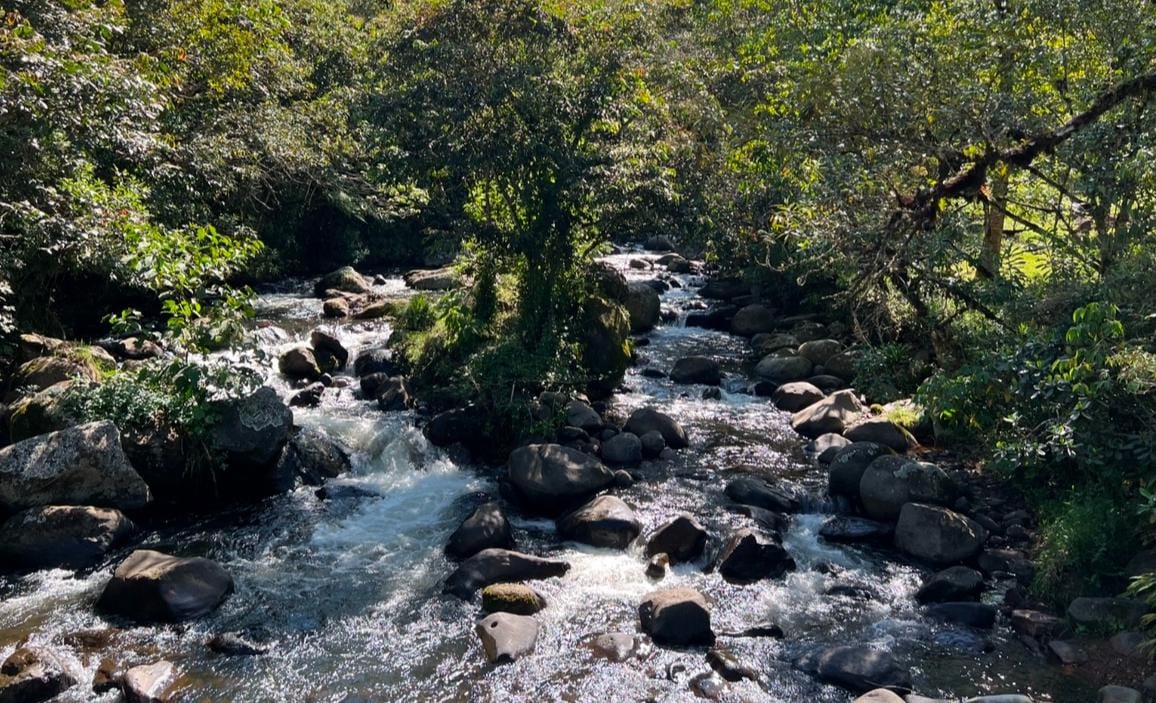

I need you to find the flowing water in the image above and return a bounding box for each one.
[0,253,1097,702]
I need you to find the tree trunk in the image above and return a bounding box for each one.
[979,167,1009,278]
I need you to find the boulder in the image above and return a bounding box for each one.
[580,297,631,399]
[353,300,393,320]
[798,339,842,366]
[289,383,324,408]
[813,433,851,464]
[557,495,641,549]
[476,613,539,664]
[424,407,487,448]
[1047,639,1088,665]
[925,602,997,629]
[754,355,814,385]
[819,516,893,544]
[792,390,866,437]
[563,400,602,432]
[824,350,859,381]
[481,583,546,615]
[1010,609,1069,640]
[508,444,615,515]
[601,432,642,466]
[0,505,135,571]
[1110,631,1146,658]
[808,374,848,393]
[0,647,77,702]
[731,305,776,337]
[586,632,646,662]
[275,426,351,488]
[687,306,737,331]
[0,421,151,512]
[638,588,714,646]
[624,407,689,449]
[645,515,708,564]
[977,549,1036,582]
[314,266,371,296]
[209,386,293,471]
[353,348,399,377]
[724,477,799,513]
[1067,597,1148,630]
[444,549,570,599]
[854,691,906,703]
[207,633,269,656]
[97,550,234,623]
[772,382,826,412]
[278,347,321,380]
[713,528,795,583]
[13,354,100,391]
[623,282,661,334]
[122,660,173,703]
[376,377,412,411]
[309,329,349,371]
[405,267,459,291]
[828,442,891,498]
[670,356,721,385]
[7,382,79,443]
[894,504,985,565]
[811,645,911,694]
[639,430,666,459]
[916,566,984,603]
[706,647,758,683]
[322,298,350,318]
[844,419,915,452]
[699,279,748,300]
[446,502,515,561]
[860,457,955,521]
[751,332,798,356]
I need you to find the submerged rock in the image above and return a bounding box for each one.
[98,550,234,623]
[807,645,911,694]
[638,587,714,646]
[670,356,721,385]
[818,516,893,544]
[444,549,570,599]
[925,602,997,629]
[0,647,78,703]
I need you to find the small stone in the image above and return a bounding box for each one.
[646,553,670,580]
[481,583,547,615]
[476,612,539,664]
[706,647,758,682]
[586,632,645,662]
[122,660,174,703]
[207,632,269,656]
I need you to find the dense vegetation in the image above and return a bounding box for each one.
[3,0,1155,619]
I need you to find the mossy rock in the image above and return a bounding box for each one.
[580,296,630,400]
[481,583,547,616]
[8,382,80,443]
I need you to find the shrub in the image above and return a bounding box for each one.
[1034,492,1139,608]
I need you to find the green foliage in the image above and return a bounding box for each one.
[1034,492,1139,609]
[855,342,920,404]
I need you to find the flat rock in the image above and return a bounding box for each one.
[819,516,893,544]
[724,477,799,512]
[792,390,865,437]
[122,660,174,703]
[811,645,911,694]
[444,549,570,599]
[925,602,997,629]
[844,419,914,452]
[1068,597,1147,629]
[481,583,547,615]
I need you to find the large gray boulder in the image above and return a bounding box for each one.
[274,425,351,489]
[798,339,843,366]
[444,549,570,599]
[314,266,371,296]
[860,457,956,521]
[97,550,234,623]
[563,400,602,432]
[811,645,911,693]
[209,387,293,470]
[623,282,661,334]
[507,444,615,515]
[894,504,985,565]
[772,382,825,412]
[844,419,915,452]
[792,390,865,437]
[639,588,714,646]
[731,305,777,337]
[600,432,642,467]
[557,495,641,550]
[445,502,515,561]
[624,407,689,449]
[405,266,459,291]
[754,355,814,385]
[827,442,891,498]
[0,422,151,513]
[670,356,721,385]
[0,505,136,571]
[476,613,539,664]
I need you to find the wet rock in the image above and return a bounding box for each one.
[277,426,351,488]
[359,372,392,399]
[557,426,590,443]
[376,377,412,411]
[315,266,371,296]
[289,382,325,408]
[353,348,399,377]
[563,400,602,431]
[587,632,645,662]
[810,645,911,694]
[962,697,1033,703]
[624,282,661,334]
[1067,597,1147,630]
[97,550,234,623]
[860,457,955,521]
[508,443,615,515]
[724,621,784,638]
[557,495,641,550]
[612,470,634,488]
[638,587,714,646]
[724,477,799,512]
[916,566,984,603]
[819,516,893,544]
[481,583,546,615]
[424,407,487,448]
[1010,609,1068,640]
[0,505,135,571]
[798,339,843,366]
[601,432,642,466]
[322,298,350,318]
[92,658,120,694]
[712,528,795,583]
[808,374,847,393]
[812,433,850,463]
[728,504,790,535]
[646,515,708,564]
[894,504,985,565]
[687,306,737,331]
[1099,686,1143,703]
[827,442,891,498]
[706,647,757,682]
[854,690,906,703]
[639,430,666,458]
[446,502,515,561]
[792,390,866,437]
[925,602,997,629]
[731,304,777,337]
[1047,639,1088,665]
[122,660,173,703]
[207,632,269,656]
[278,347,321,380]
[624,407,689,449]
[209,386,293,472]
[0,647,77,702]
[844,419,915,452]
[353,300,392,320]
[670,356,721,385]
[404,267,459,291]
[0,421,151,512]
[310,329,349,371]
[100,337,164,361]
[754,355,814,385]
[646,553,670,579]
[769,382,825,413]
[444,549,570,599]
[476,612,538,664]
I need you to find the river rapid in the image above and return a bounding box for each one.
[0,251,1095,702]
